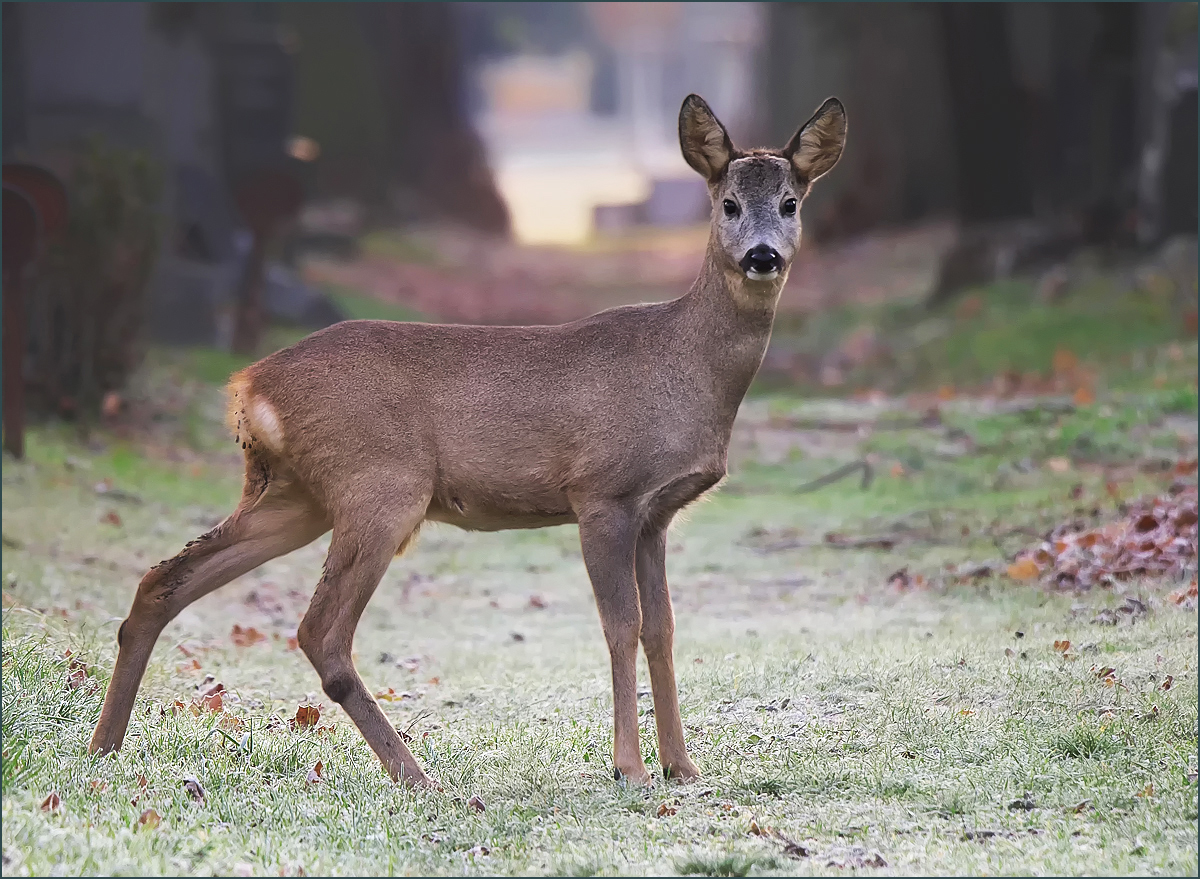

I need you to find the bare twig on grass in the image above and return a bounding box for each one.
[794,459,875,494]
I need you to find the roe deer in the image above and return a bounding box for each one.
[89,94,846,788]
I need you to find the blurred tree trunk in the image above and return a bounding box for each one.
[358,3,509,237]
[939,4,1032,223]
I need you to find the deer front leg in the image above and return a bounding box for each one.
[635,525,701,782]
[577,503,650,784]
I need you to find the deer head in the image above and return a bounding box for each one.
[679,94,847,286]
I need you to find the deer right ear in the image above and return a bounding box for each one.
[784,97,847,185]
[679,94,734,182]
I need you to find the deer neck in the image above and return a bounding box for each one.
[679,245,784,416]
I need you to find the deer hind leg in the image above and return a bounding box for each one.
[577,501,650,784]
[297,489,435,788]
[89,460,329,756]
[636,524,700,782]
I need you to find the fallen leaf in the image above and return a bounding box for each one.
[656,802,677,817]
[1007,558,1041,580]
[138,808,161,829]
[1162,674,1174,691]
[889,462,906,478]
[528,594,548,609]
[1136,782,1154,798]
[1073,386,1095,406]
[1004,647,1016,657]
[1052,348,1078,375]
[101,510,122,527]
[1046,457,1072,473]
[285,636,299,651]
[197,690,223,713]
[466,844,490,858]
[467,795,486,813]
[291,704,320,729]
[40,792,61,813]
[1068,799,1091,813]
[230,624,267,647]
[306,761,323,784]
[89,780,107,792]
[375,688,414,702]
[183,776,206,804]
[1053,639,1071,653]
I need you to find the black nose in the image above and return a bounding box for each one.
[739,245,783,276]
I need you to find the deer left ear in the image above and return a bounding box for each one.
[784,97,846,185]
[679,94,735,183]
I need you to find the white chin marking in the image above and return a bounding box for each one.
[745,269,779,282]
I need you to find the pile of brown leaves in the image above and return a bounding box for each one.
[1008,482,1197,597]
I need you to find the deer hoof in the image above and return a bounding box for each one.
[663,760,702,783]
[614,765,653,786]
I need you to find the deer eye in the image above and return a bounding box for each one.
[781,198,797,217]
[722,199,739,217]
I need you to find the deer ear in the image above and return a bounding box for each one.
[679,94,734,182]
[784,97,846,184]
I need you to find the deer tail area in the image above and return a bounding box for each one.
[226,371,286,459]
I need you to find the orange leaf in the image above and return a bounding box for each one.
[1136,782,1154,798]
[1053,639,1071,653]
[1007,558,1041,580]
[306,761,323,784]
[138,808,161,829]
[230,624,267,648]
[285,636,299,651]
[937,384,955,401]
[176,659,202,674]
[1073,386,1095,406]
[1052,348,1078,375]
[292,704,320,729]
[40,792,61,812]
[198,690,223,713]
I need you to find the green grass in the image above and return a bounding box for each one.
[1,331,1196,875]
[761,271,1197,397]
[324,285,428,324]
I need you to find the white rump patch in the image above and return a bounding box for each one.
[249,397,285,454]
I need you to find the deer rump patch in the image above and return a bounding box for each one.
[226,374,285,456]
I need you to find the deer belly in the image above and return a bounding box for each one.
[425,483,576,532]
